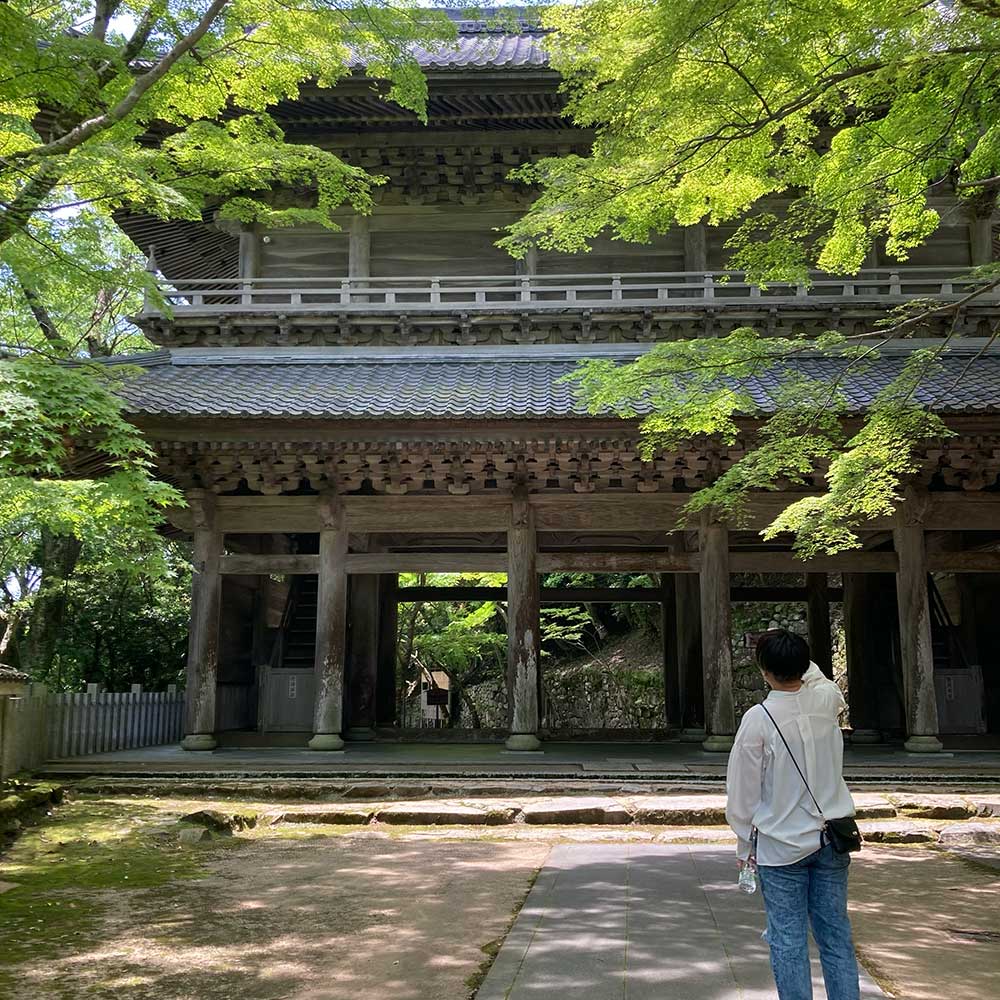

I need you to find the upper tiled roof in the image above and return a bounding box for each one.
[408,30,548,70]
[116,344,1000,421]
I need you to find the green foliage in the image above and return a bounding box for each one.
[503,2,1000,553]
[568,329,957,553]
[28,540,192,691]
[502,1,1000,280]
[0,2,459,248]
[766,350,952,554]
[0,2,468,677]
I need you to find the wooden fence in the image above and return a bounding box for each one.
[0,684,184,778]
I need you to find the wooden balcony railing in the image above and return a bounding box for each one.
[143,268,999,315]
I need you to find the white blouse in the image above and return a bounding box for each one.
[725,663,856,867]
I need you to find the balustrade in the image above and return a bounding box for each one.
[143,268,998,316]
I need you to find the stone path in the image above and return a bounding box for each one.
[479,844,886,1000]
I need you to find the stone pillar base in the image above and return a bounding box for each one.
[308,733,345,751]
[849,729,882,745]
[702,734,734,753]
[904,735,944,753]
[679,728,707,743]
[180,733,217,752]
[345,727,377,742]
[505,733,542,751]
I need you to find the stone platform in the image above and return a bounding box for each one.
[36,740,1000,783]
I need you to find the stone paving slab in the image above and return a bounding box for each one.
[478,844,887,1000]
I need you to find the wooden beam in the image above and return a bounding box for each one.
[729,552,899,573]
[220,554,319,575]
[531,495,700,532]
[172,491,1000,537]
[395,584,847,604]
[218,546,915,577]
[928,551,1000,572]
[537,552,697,573]
[345,496,510,534]
[217,547,1000,578]
[348,552,507,574]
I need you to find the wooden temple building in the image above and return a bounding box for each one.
[114,15,1000,754]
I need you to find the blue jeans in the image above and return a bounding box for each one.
[757,843,860,1000]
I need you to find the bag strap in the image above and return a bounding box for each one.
[760,703,825,821]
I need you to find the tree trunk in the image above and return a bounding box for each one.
[20,531,83,679]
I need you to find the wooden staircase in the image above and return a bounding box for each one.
[278,576,318,669]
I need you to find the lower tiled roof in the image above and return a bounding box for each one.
[116,344,1000,421]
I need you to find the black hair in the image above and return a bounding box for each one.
[755,629,810,683]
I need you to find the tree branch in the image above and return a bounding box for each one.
[12,269,64,346]
[92,0,122,42]
[9,0,231,163]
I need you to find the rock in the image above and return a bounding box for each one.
[178,809,257,833]
[972,799,1000,818]
[891,795,976,820]
[938,822,1000,846]
[375,803,501,826]
[520,798,632,825]
[853,805,897,820]
[629,796,727,825]
[341,784,395,800]
[654,828,735,844]
[274,808,373,825]
[178,826,212,844]
[859,821,937,844]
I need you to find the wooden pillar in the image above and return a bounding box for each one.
[843,574,882,743]
[375,574,398,726]
[181,491,221,751]
[893,516,942,752]
[660,573,682,729]
[238,225,259,279]
[699,520,735,751]
[346,572,379,741]
[309,495,348,751]
[806,573,833,678]
[675,536,705,740]
[506,490,541,751]
[683,224,707,272]
[349,215,370,278]
[969,216,994,266]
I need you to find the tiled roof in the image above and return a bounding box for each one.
[117,344,1000,421]
[408,31,548,70]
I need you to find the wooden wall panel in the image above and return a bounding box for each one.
[259,226,349,278]
[537,232,685,276]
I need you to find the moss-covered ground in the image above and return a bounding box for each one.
[0,793,545,1000]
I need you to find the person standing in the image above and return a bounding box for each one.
[726,629,861,1000]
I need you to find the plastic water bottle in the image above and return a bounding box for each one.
[738,861,758,895]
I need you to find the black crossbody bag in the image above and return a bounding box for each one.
[761,705,862,855]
